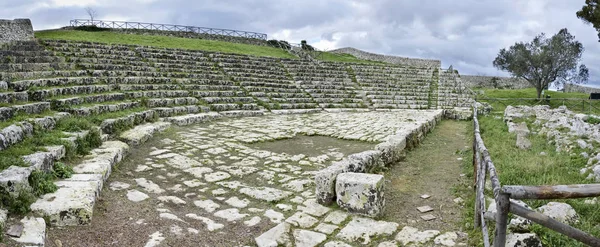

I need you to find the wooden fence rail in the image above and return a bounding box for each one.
[472,103,600,247]
[69,19,268,40]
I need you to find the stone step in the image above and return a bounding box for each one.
[100,110,157,135]
[28,84,118,101]
[165,112,222,126]
[31,141,129,226]
[210,103,261,111]
[146,97,198,107]
[270,103,319,110]
[153,105,206,117]
[51,93,126,109]
[67,101,140,116]
[203,96,254,104]
[119,121,171,146]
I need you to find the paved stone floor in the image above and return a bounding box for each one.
[47,110,465,246]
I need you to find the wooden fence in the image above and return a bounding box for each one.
[472,103,600,247]
[69,19,268,40]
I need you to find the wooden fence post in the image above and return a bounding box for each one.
[493,193,510,247]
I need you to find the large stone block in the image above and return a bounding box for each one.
[375,136,407,166]
[22,152,54,172]
[314,162,345,205]
[336,172,385,217]
[0,166,32,196]
[119,121,171,146]
[30,181,97,226]
[345,150,384,173]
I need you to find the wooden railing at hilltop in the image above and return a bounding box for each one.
[472,103,600,247]
[69,19,268,40]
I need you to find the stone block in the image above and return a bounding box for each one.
[119,121,171,146]
[375,136,407,166]
[22,152,54,172]
[30,181,97,226]
[336,172,385,217]
[0,166,32,196]
[314,162,345,205]
[45,145,66,160]
[10,216,45,246]
[345,150,384,173]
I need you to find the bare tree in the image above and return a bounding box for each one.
[85,7,97,23]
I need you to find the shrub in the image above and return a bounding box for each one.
[75,128,102,155]
[29,170,57,196]
[73,25,111,32]
[267,40,291,50]
[53,162,73,179]
[0,187,36,214]
[300,40,315,51]
[56,117,93,132]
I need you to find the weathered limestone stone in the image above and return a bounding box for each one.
[45,145,66,160]
[395,226,440,246]
[285,212,319,228]
[166,112,222,126]
[127,190,149,202]
[375,134,407,165]
[293,229,327,247]
[119,121,171,146]
[516,134,532,150]
[336,217,398,245]
[434,232,459,246]
[255,222,293,247]
[537,202,579,225]
[314,162,345,205]
[185,214,224,231]
[298,198,331,217]
[345,150,384,173]
[0,166,32,196]
[22,152,54,171]
[30,180,97,226]
[10,217,45,246]
[506,233,542,247]
[336,173,385,217]
[239,186,292,202]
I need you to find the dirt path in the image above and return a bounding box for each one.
[382,120,470,232]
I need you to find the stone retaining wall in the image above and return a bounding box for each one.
[0,19,34,43]
[563,83,600,94]
[460,75,530,89]
[330,47,441,68]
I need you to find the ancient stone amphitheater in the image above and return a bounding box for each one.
[0,20,475,247]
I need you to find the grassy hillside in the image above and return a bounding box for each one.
[474,88,588,99]
[315,52,384,64]
[35,30,297,59]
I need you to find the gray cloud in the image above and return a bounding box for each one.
[1,0,599,86]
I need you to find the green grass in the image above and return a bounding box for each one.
[460,112,600,246]
[315,52,385,64]
[35,30,297,59]
[475,88,589,99]
[474,88,600,114]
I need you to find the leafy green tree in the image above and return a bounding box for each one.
[493,28,589,99]
[577,0,600,41]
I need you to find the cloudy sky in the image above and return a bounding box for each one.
[2,0,600,87]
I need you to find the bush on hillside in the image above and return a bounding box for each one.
[267,40,291,50]
[301,40,315,51]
